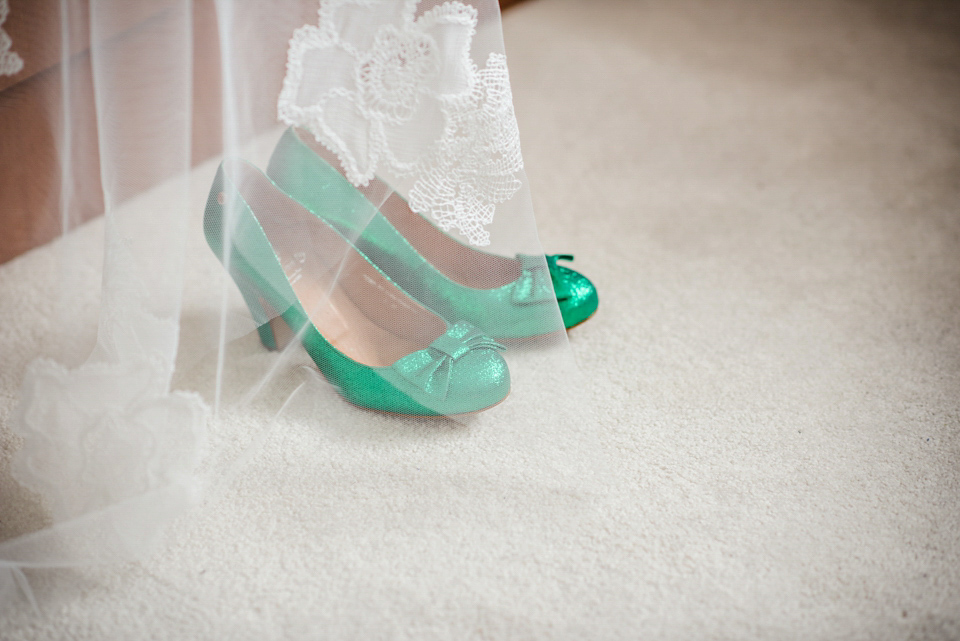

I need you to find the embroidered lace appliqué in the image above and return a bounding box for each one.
[278,0,523,246]
[12,232,207,522]
[13,358,206,521]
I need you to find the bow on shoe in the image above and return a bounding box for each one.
[512,254,576,305]
[392,322,505,400]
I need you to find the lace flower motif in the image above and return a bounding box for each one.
[279,0,524,246]
[0,0,24,77]
[410,53,522,246]
[12,357,206,521]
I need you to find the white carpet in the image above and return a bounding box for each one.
[3,0,960,638]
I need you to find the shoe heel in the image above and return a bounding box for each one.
[206,164,302,355]
[263,314,294,351]
[234,269,293,352]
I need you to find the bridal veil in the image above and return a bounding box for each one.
[0,0,606,613]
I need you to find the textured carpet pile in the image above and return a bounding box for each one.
[2,0,959,638]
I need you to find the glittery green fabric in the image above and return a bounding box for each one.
[545,255,599,329]
[267,127,598,338]
[203,162,510,416]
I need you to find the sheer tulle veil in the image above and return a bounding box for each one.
[0,0,606,613]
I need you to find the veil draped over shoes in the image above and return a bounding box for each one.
[0,0,606,615]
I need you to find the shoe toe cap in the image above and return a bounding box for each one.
[555,267,598,328]
[445,348,511,413]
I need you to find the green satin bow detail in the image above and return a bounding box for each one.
[546,254,576,301]
[391,322,505,399]
[512,254,575,305]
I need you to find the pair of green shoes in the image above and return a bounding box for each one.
[203,127,598,416]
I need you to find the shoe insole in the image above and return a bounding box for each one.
[230,163,446,368]
[297,129,523,290]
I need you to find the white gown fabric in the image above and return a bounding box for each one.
[0,0,603,612]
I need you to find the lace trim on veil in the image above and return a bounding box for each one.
[278,0,523,246]
[5,229,207,607]
[12,230,207,523]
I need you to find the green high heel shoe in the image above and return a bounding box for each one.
[203,159,510,416]
[266,127,598,340]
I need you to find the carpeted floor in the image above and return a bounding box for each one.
[2,0,960,638]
